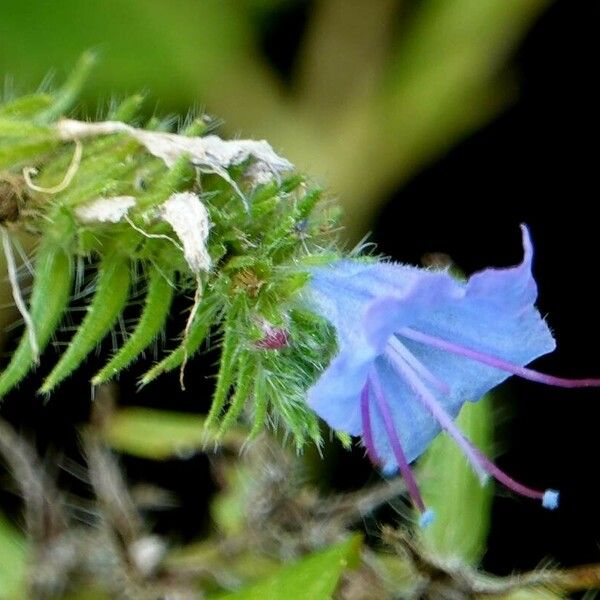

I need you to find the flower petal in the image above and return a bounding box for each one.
[306,346,372,435]
[306,225,556,469]
[307,260,430,345]
[467,225,537,307]
[364,272,463,353]
[398,227,555,403]
[367,358,462,467]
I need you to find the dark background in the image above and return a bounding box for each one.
[0,0,598,578]
[374,0,600,573]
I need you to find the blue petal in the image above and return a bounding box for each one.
[307,260,436,345]
[367,357,463,467]
[305,225,556,468]
[306,344,373,435]
[396,226,555,404]
[467,225,538,307]
[364,272,463,353]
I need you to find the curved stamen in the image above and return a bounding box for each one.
[393,351,559,508]
[399,327,600,388]
[390,352,488,483]
[360,383,380,465]
[387,336,450,394]
[472,447,559,509]
[368,370,428,515]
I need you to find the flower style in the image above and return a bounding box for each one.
[307,226,600,526]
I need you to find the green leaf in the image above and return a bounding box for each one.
[102,407,246,460]
[92,264,175,385]
[205,307,242,429]
[417,394,494,564]
[0,513,28,600]
[218,351,256,436]
[0,243,73,398]
[211,535,362,600]
[139,292,222,386]
[0,118,53,138]
[0,93,53,119]
[40,251,131,394]
[36,50,98,124]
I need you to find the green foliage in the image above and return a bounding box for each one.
[41,251,132,394]
[102,407,245,459]
[0,242,73,397]
[139,292,222,385]
[0,513,28,600]
[0,72,338,450]
[211,535,362,600]
[92,264,175,385]
[417,394,494,563]
[0,0,550,241]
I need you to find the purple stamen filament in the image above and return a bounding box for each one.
[387,350,488,483]
[399,327,600,388]
[387,336,450,394]
[386,341,556,505]
[360,383,380,465]
[472,447,546,501]
[367,371,427,514]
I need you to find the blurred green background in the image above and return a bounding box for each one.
[0,0,549,241]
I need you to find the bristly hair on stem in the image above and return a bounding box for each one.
[0,57,339,450]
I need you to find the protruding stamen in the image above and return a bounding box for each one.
[360,383,380,465]
[387,336,450,394]
[392,350,558,507]
[390,353,488,483]
[368,371,428,515]
[543,489,560,510]
[419,508,436,528]
[399,327,600,388]
[473,448,558,509]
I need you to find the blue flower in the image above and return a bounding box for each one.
[307,226,599,525]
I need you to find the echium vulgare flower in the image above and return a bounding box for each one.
[306,226,600,526]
